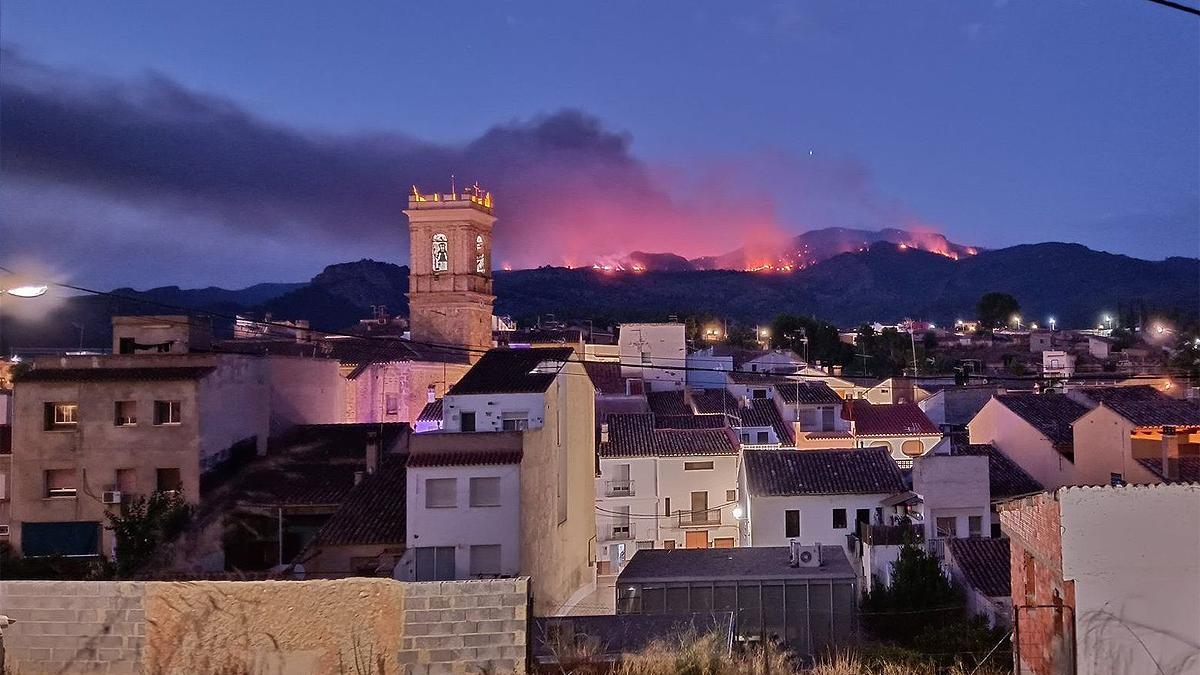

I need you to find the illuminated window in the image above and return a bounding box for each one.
[432,233,449,272]
[475,235,486,273]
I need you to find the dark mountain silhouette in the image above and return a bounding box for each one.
[4,243,1195,351]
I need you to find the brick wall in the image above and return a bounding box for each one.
[0,577,528,675]
[998,494,1076,675]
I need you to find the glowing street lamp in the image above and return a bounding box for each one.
[1048,317,1056,331]
[1103,315,1113,330]
[732,505,744,520]
[1011,314,1022,330]
[1,282,50,358]
[1030,323,1038,330]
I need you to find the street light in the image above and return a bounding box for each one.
[0,283,50,358]
[1011,314,1022,330]
[1048,317,1056,331]
[1103,315,1113,330]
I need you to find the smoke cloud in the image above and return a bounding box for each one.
[0,47,935,287]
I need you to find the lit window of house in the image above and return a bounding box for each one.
[45,469,77,498]
[425,478,457,508]
[43,402,78,430]
[153,400,182,425]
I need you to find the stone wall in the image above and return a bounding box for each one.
[0,577,528,674]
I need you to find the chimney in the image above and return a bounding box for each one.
[789,540,801,567]
[427,385,436,403]
[353,470,366,486]
[1162,425,1180,482]
[600,423,610,444]
[832,365,843,376]
[365,430,379,475]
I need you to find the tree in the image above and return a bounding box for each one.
[976,292,1020,329]
[769,315,854,366]
[105,490,193,577]
[861,545,964,643]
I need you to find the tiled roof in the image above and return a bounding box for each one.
[850,402,940,437]
[618,546,854,583]
[324,338,471,378]
[416,398,443,423]
[654,414,730,430]
[1135,457,1200,484]
[583,361,627,396]
[777,381,843,405]
[995,394,1089,446]
[407,447,523,467]
[16,366,216,383]
[743,447,906,496]
[448,347,574,395]
[1082,386,1200,427]
[600,413,737,458]
[946,538,1011,598]
[738,399,794,445]
[953,443,1044,500]
[647,390,691,416]
[691,389,741,415]
[937,387,1002,427]
[727,371,797,385]
[314,457,407,546]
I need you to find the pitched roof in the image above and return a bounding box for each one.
[1082,386,1200,427]
[994,393,1089,446]
[16,366,216,383]
[448,347,574,395]
[618,546,854,583]
[691,389,741,415]
[647,390,691,416]
[314,457,407,546]
[777,381,843,405]
[600,413,737,458]
[743,447,906,496]
[953,443,1044,500]
[727,371,797,386]
[406,429,525,467]
[416,398,443,423]
[654,414,730,430]
[1135,457,1200,484]
[738,398,795,445]
[946,538,1011,598]
[324,338,470,378]
[583,361,627,396]
[850,402,940,437]
[936,387,1002,427]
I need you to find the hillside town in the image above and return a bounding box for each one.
[0,187,1196,675]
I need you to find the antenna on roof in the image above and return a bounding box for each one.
[450,174,456,195]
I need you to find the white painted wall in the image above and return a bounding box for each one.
[919,391,947,427]
[1059,484,1200,675]
[686,350,732,389]
[913,454,991,540]
[442,391,546,432]
[1071,406,1160,486]
[969,398,1079,489]
[595,456,659,562]
[854,434,942,463]
[404,463,521,579]
[744,491,889,552]
[618,324,686,391]
[657,454,740,547]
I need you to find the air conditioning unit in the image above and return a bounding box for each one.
[102,491,122,504]
[0,525,9,536]
[789,540,823,568]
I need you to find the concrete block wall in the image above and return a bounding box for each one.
[0,577,529,675]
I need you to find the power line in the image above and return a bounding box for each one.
[1145,0,1200,17]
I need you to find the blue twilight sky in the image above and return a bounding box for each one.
[1,1,1197,288]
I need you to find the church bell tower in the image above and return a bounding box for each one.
[404,184,496,358]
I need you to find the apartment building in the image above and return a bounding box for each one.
[617,323,686,392]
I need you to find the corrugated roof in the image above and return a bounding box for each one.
[946,538,1011,598]
[850,402,940,437]
[743,447,906,496]
[448,347,574,395]
[777,381,843,405]
[314,457,407,546]
[953,443,1044,500]
[600,413,737,458]
[995,394,1089,447]
[16,366,216,383]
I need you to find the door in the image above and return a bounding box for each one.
[690,491,709,524]
[685,530,709,549]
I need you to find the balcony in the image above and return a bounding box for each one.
[602,522,636,542]
[676,508,722,528]
[605,479,635,497]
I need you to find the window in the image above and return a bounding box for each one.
[469,544,502,577]
[968,516,983,538]
[469,477,501,507]
[1109,472,1124,486]
[460,412,476,432]
[425,478,457,508]
[752,389,767,399]
[821,407,835,431]
[832,508,847,529]
[856,508,871,528]
[384,394,399,415]
[726,489,737,502]
[785,510,800,538]
[640,351,652,365]
[501,414,528,431]
[153,400,181,425]
[118,337,136,354]
[663,497,671,516]
[156,468,182,493]
[116,468,137,494]
[0,471,7,501]
[936,517,957,538]
[114,401,137,426]
[475,235,487,274]
[756,431,769,444]
[662,540,676,550]
[46,469,76,498]
[415,546,456,581]
[432,233,449,272]
[991,522,1003,538]
[44,402,78,430]
[683,461,714,471]
[901,439,925,457]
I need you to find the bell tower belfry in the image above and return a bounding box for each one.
[404,184,496,358]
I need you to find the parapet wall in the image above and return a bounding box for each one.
[0,577,528,674]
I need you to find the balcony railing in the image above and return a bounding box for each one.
[605,479,635,497]
[676,508,722,527]
[894,458,915,470]
[603,522,636,542]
